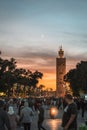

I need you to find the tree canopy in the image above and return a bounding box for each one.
[0,57,43,97]
[64,61,87,96]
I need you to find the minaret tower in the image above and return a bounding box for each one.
[56,46,66,97]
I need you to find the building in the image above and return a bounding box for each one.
[56,47,66,97]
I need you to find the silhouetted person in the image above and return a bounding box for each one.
[81,99,85,118]
[74,99,80,111]
[62,94,78,130]
[18,100,24,116]
[63,99,67,110]
[38,104,46,130]
[0,100,11,130]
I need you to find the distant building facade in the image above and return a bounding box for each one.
[56,47,66,97]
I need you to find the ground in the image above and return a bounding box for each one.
[17,108,87,130]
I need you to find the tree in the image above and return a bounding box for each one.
[0,57,43,97]
[64,61,87,96]
[37,84,45,96]
[0,58,16,95]
[14,69,43,97]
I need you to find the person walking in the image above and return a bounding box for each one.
[20,102,34,130]
[0,100,11,130]
[38,104,46,130]
[62,94,78,130]
[8,106,19,130]
[81,99,85,118]
[18,100,24,116]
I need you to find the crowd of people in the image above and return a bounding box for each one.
[0,94,87,130]
[0,97,48,130]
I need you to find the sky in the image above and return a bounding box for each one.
[0,0,87,90]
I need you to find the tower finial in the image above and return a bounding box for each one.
[60,45,62,50]
[58,45,64,58]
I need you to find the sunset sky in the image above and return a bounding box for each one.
[0,0,87,90]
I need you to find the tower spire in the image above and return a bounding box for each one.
[60,45,62,50]
[58,45,64,58]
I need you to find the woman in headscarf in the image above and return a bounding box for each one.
[8,106,19,130]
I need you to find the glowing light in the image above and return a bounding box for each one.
[0,92,6,96]
[50,107,58,118]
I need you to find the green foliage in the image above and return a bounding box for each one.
[64,61,87,96]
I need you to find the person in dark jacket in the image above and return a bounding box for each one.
[0,100,11,130]
[38,104,46,130]
[81,99,85,118]
[62,94,78,130]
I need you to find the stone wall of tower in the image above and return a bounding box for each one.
[56,57,66,97]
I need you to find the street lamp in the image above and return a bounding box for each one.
[50,107,58,119]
